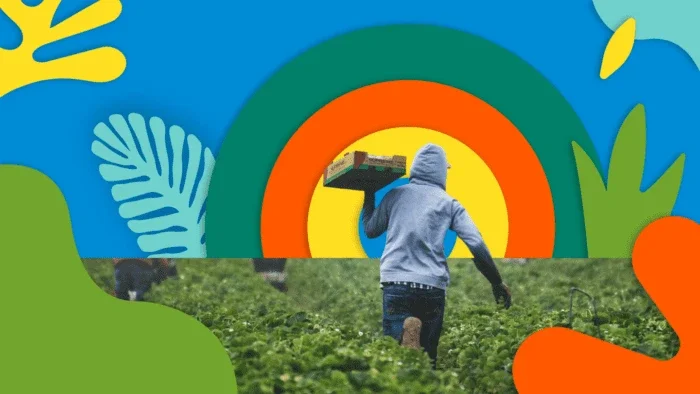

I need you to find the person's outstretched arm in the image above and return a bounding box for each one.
[362,189,390,239]
[450,200,511,308]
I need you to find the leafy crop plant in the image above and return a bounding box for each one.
[84,258,678,393]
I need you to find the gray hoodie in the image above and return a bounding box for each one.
[362,144,501,290]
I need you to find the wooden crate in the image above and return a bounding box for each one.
[323,151,407,191]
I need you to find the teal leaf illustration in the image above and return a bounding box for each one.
[91,114,215,257]
[573,104,685,258]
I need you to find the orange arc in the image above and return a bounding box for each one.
[261,80,554,257]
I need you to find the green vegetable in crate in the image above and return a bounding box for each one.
[323,151,407,191]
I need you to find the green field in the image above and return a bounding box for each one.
[83,259,678,393]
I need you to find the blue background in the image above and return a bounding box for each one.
[0,0,698,257]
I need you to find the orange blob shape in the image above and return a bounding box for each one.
[262,80,554,257]
[513,216,698,393]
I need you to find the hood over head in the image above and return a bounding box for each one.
[409,143,449,189]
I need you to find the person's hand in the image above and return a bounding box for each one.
[167,266,179,278]
[492,282,512,309]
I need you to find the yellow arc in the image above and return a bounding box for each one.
[307,127,509,258]
[600,17,636,80]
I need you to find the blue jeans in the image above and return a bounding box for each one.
[382,284,446,368]
[114,261,153,301]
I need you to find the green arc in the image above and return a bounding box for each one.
[207,24,602,258]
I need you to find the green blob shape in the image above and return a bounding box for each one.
[572,104,685,257]
[207,24,601,258]
[0,165,237,393]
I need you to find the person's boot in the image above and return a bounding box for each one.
[401,317,422,349]
[272,282,288,293]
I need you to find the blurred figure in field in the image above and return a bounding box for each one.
[112,258,172,301]
[153,258,179,284]
[252,258,288,293]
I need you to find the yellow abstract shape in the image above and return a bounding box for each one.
[307,127,509,258]
[600,17,636,79]
[0,0,126,98]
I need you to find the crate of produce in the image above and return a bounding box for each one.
[323,151,407,191]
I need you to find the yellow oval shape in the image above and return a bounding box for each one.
[600,17,636,80]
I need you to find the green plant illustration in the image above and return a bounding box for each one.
[92,113,214,257]
[572,104,685,257]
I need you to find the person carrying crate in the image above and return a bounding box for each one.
[361,143,511,369]
[112,258,171,301]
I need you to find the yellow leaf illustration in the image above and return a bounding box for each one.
[0,0,126,98]
[600,17,636,79]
